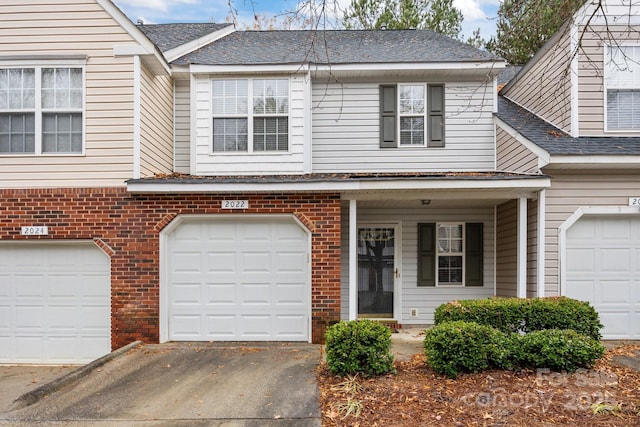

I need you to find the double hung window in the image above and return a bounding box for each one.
[0,67,83,154]
[212,78,289,152]
[379,83,444,148]
[417,222,483,287]
[606,46,640,130]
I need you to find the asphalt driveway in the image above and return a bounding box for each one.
[0,342,321,426]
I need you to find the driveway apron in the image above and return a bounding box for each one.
[0,342,321,426]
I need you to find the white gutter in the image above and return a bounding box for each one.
[126,176,551,193]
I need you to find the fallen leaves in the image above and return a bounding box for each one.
[318,344,640,426]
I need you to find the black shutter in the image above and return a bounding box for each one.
[465,223,483,287]
[427,84,445,147]
[380,84,397,148]
[417,223,436,286]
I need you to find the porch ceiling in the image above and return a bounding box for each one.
[341,187,540,205]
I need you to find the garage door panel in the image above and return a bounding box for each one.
[566,216,640,339]
[601,249,631,271]
[566,248,595,272]
[168,217,310,342]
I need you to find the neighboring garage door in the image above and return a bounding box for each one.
[0,242,111,364]
[167,216,310,341]
[566,216,640,339]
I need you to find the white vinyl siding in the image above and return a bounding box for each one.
[340,204,494,323]
[193,73,308,175]
[0,0,141,187]
[174,79,190,173]
[312,81,495,172]
[140,61,173,177]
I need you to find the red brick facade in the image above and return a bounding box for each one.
[0,187,341,347]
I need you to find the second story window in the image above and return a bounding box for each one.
[212,78,289,153]
[0,66,83,155]
[606,46,640,131]
[379,83,444,148]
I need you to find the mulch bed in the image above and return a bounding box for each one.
[317,344,640,426]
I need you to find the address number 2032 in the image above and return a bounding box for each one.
[222,200,249,209]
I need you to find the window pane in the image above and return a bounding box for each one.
[213,118,248,152]
[213,79,247,115]
[400,117,424,145]
[608,89,640,130]
[0,113,35,153]
[41,113,82,153]
[399,85,425,114]
[253,117,288,151]
[253,79,288,115]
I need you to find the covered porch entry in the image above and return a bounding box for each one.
[339,173,550,326]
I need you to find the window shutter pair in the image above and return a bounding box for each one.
[379,84,445,148]
[417,223,483,287]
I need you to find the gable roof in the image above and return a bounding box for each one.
[137,23,233,52]
[496,96,640,155]
[172,29,500,66]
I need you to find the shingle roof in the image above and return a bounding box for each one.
[496,96,640,155]
[137,23,232,52]
[172,29,500,65]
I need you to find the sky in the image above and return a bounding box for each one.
[112,0,501,41]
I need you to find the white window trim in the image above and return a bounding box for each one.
[210,77,291,155]
[435,222,465,287]
[603,44,640,133]
[397,83,427,147]
[0,63,86,156]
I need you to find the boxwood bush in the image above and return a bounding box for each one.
[513,329,605,372]
[434,297,602,340]
[325,319,394,377]
[423,321,515,378]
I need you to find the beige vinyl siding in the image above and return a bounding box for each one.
[496,200,517,297]
[174,79,190,173]
[527,198,538,297]
[0,0,138,187]
[503,30,572,133]
[496,127,539,173]
[578,26,640,136]
[312,80,496,172]
[140,61,173,177]
[192,74,308,175]
[340,203,495,323]
[542,172,640,296]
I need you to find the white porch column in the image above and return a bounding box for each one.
[517,197,528,298]
[348,199,358,320]
[536,190,546,297]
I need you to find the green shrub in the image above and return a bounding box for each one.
[325,320,394,377]
[434,297,602,340]
[423,321,511,378]
[513,329,605,372]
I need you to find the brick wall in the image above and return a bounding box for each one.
[0,188,342,347]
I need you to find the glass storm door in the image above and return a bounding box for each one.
[357,227,396,318]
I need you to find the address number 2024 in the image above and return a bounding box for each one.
[630,198,640,206]
[222,200,249,209]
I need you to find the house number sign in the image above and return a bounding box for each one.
[21,226,49,236]
[629,198,640,206]
[221,200,249,209]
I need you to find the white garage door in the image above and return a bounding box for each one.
[566,216,640,339]
[167,217,310,341]
[0,243,111,364]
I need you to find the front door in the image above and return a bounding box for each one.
[357,226,396,318]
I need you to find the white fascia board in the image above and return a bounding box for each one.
[165,26,235,63]
[190,63,309,74]
[99,0,171,75]
[313,61,506,73]
[189,61,505,75]
[127,176,550,193]
[494,116,551,167]
[549,154,640,165]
